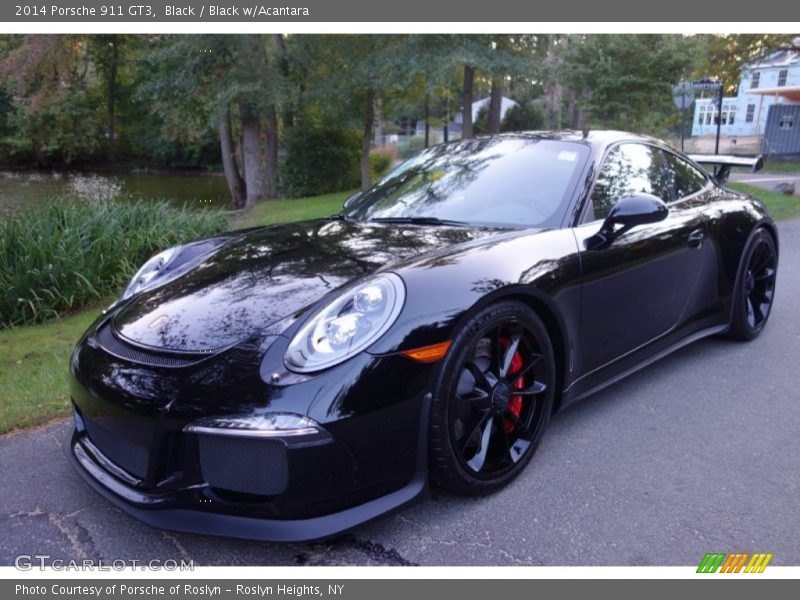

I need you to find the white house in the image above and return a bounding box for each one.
[691,38,800,138]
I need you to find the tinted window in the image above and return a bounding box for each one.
[344,138,589,228]
[662,152,707,200]
[589,143,669,221]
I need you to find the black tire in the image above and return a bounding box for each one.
[727,227,778,341]
[429,300,556,495]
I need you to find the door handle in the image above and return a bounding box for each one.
[687,228,705,248]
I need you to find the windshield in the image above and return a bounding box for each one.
[344,137,589,228]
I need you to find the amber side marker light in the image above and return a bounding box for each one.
[401,340,452,363]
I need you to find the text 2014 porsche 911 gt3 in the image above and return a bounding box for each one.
[67,131,778,541]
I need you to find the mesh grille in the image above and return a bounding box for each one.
[96,323,204,368]
[198,435,289,496]
[83,415,149,479]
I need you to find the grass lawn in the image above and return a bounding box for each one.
[234,190,353,229]
[0,304,105,434]
[0,190,353,434]
[759,160,800,175]
[727,182,800,221]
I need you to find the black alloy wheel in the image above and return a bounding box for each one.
[429,301,555,495]
[728,228,778,341]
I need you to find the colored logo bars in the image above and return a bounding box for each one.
[697,552,773,573]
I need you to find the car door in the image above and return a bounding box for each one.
[572,142,711,376]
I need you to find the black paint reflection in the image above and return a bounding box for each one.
[113,220,498,352]
[345,137,590,228]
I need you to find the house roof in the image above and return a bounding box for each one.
[744,38,800,69]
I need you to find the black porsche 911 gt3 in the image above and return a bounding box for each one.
[67,131,778,542]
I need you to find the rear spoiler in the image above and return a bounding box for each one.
[687,154,764,184]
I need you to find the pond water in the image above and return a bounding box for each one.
[0,170,232,216]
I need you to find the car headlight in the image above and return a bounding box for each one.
[121,246,182,300]
[285,273,405,373]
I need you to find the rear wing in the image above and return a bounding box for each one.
[687,154,764,184]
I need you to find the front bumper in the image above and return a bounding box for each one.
[66,317,435,542]
[66,425,427,542]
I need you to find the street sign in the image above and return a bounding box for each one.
[684,78,721,90]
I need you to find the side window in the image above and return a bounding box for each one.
[589,143,669,221]
[662,152,708,200]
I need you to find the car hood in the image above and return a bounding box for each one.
[112,218,504,352]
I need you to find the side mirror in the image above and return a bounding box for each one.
[585,193,669,250]
[343,191,362,209]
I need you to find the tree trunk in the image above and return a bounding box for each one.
[424,92,430,148]
[488,75,504,134]
[462,64,474,139]
[567,90,577,129]
[107,36,118,164]
[218,108,245,208]
[263,105,279,199]
[543,35,564,129]
[270,34,294,129]
[360,89,375,191]
[240,103,264,208]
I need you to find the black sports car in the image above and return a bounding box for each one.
[68,131,778,542]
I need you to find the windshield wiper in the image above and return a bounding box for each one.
[368,216,469,227]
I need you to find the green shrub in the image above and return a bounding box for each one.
[369,148,395,180]
[281,126,361,197]
[0,198,228,328]
[397,136,426,159]
[501,102,545,133]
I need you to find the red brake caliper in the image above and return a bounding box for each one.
[501,338,525,433]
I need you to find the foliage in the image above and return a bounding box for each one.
[563,35,691,134]
[369,148,395,179]
[397,135,427,159]
[0,33,797,178]
[473,100,544,135]
[0,198,228,327]
[500,101,545,132]
[280,125,361,197]
[473,105,491,135]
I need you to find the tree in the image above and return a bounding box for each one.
[0,35,105,165]
[142,34,282,207]
[563,35,692,134]
[292,35,409,191]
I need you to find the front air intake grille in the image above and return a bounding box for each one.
[82,414,149,479]
[96,323,205,368]
[197,435,289,496]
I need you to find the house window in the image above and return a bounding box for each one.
[779,115,795,130]
[720,103,736,126]
[751,71,761,89]
[778,69,788,87]
[746,104,755,123]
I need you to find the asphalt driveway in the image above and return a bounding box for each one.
[1,220,799,567]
